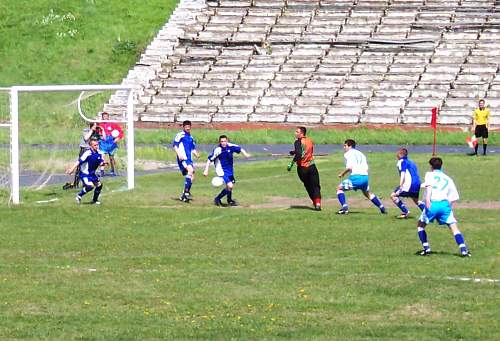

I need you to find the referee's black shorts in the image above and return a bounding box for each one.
[475,124,488,138]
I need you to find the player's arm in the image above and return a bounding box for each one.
[471,111,477,132]
[202,159,211,177]
[173,145,186,160]
[425,185,432,209]
[192,149,200,159]
[240,148,251,158]
[399,171,406,188]
[65,160,80,175]
[338,167,351,178]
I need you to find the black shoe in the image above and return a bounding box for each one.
[227,200,238,207]
[467,152,477,156]
[184,192,193,201]
[380,207,387,214]
[179,193,190,203]
[416,249,432,256]
[460,250,472,257]
[63,182,74,190]
[314,204,322,211]
[214,198,223,206]
[336,208,349,215]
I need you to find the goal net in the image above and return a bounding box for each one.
[2,85,134,205]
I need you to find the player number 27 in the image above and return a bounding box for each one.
[433,175,449,191]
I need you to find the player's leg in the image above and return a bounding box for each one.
[483,135,488,155]
[108,152,116,176]
[336,181,350,214]
[448,223,471,257]
[391,187,409,218]
[226,180,236,206]
[307,165,321,210]
[363,190,386,214]
[410,196,426,211]
[76,176,95,203]
[92,179,103,204]
[416,220,431,255]
[180,163,194,201]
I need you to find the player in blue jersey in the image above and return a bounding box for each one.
[173,120,200,202]
[390,148,426,218]
[416,157,471,257]
[203,135,250,206]
[65,138,106,204]
[336,139,386,215]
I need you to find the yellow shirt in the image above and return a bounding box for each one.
[473,108,490,126]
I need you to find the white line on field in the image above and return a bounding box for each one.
[36,198,59,204]
[445,276,500,283]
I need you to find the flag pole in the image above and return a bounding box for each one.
[432,125,437,156]
[431,107,438,156]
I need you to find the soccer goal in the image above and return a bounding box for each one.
[0,85,135,205]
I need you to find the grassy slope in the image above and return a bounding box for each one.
[0,153,498,339]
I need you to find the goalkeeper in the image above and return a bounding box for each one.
[288,127,322,211]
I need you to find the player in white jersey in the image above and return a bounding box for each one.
[336,139,386,215]
[416,157,471,257]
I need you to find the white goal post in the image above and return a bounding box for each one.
[7,84,135,204]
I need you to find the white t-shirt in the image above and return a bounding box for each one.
[423,170,459,202]
[344,148,369,176]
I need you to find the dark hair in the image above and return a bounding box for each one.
[399,148,408,157]
[101,112,109,117]
[344,139,356,148]
[182,120,192,127]
[89,122,96,129]
[298,126,307,135]
[429,157,442,170]
[219,134,228,141]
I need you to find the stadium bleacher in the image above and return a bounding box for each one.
[106,0,500,126]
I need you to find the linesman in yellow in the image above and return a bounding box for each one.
[470,99,490,156]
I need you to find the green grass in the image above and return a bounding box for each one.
[0,153,498,339]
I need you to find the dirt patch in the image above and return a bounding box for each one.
[250,196,500,210]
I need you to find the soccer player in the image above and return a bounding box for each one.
[336,139,386,215]
[203,135,250,206]
[65,138,105,205]
[416,157,471,257]
[390,148,426,218]
[98,112,124,176]
[173,120,200,202]
[288,127,322,211]
[469,99,490,156]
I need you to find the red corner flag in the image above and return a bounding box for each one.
[431,107,438,128]
[431,107,438,155]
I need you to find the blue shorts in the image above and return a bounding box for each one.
[340,175,369,192]
[80,173,99,187]
[177,159,194,176]
[99,140,118,156]
[419,201,457,225]
[394,186,420,198]
[222,174,236,184]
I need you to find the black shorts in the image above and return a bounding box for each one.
[475,125,488,138]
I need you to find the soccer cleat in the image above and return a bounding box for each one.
[380,207,387,214]
[417,249,432,256]
[98,170,105,177]
[75,195,82,204]
[227,200,238,207]
[460,250,472,257]
[467,152,477,156]
[184,192,193,201]
[396,213,409,219]
[109,171,116,177]
[91,200,101,205]
[214,198,223,207]
[314,204,322,211]
[179,193,190,203]
[336,209,349,215]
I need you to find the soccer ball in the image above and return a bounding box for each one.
[111,129,120,138]
[211,176,224,187]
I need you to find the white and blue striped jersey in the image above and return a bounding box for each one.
[423,170,459,202]
[173,131,196,162]
[344,148,369,176]
[397,157,421,193]
[79,149,104,175]
[208,143,242,177]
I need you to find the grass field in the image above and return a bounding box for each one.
[0,152,498,339]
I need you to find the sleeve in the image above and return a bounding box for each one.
[345,153,354,170]
[447,179,460,202]
[292,140,302,162]
[396,159,403,173]
[79,150,91,164]
[228,143,241,153]
[173,133,183,147]
[422,172,434,188]
[399,160,408,173]
[208,147,221,162]
[191,137,197,150]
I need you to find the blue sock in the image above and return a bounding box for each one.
[226,190,233,202]
[184,176,192,193]
[417,201,426,211]
[337,190,347,208]
[370,194,384,210]
[216,189,228,200]
[454,232,468,253]
[78,186,90,197]
[418,227,430,251]
[395,198,409,214]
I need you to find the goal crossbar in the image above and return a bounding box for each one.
[7,84,135,204]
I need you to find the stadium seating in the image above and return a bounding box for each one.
[106,0,500,126]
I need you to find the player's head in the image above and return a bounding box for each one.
[397,148,408,159]
[101,112,109,120]
[429,157,443,170]
[89,138,99,151]
[344,139,356,151]
[219,134,228,147]
[295,126,307,139]
[479,99,485,109]
[89,121,97,129]
[182,120,192,133]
